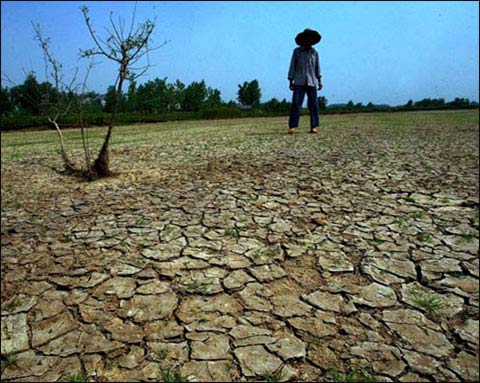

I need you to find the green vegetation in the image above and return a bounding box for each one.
[409,287,444,313]
[307,339,322,351]
[238,80,261,108]
[225,226,241,237]
[2,110,477,163]
[251,247,279,260]
[159,367,191,382]
[64,372,89,382]
[154,349,168,362]
[3,296,23,311]
[176,279,210,294]
[1,71,477,131]
[409,211,425,220]
[394,211,425,225]
[416,232,433,243]
[262,368,286,382]
[393,216,408,225]
[459,231,478,242]
[1,353,18,368]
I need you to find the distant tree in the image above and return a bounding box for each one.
[166,79,185,110]
[366,102,375,111]
[346,100,354,110]
[279,98,291,113]
[0,87,15,116]
[263,97,280,112]
[183,80,208,112]
[237,80,261,108]
[136,77,170,113]
[448,97,470,108]
[205,87,222,108]
[104,85,117,113]
[405,99,413,109]
[414,98,432,108]
[318,96,327,110]
[355,102,363,110]
[9,73,45,115]
[126,80,137,113]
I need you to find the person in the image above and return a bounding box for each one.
[287,28,323,134]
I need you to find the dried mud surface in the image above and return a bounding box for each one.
[1,111,479,382]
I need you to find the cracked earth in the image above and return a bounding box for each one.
[1,110,479,382]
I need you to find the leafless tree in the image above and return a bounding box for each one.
[33,22,80,174]
[80,3,167,179]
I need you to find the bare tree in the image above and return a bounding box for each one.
[80,3,167,179]
[33,22,95,176]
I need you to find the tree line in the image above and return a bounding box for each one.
[1,72,477,131]
[329,97,478,113]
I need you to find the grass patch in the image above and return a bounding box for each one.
[330,367,377,382]
[64,372,89,382]
[3,296,23,312]
[1,353,18,368]
[420,160,432,170]
[225,226,241,237]
[251,247,279,260]
[416,232,433,243]
[176,279,210,294]
[409,287,444,314]
[159,367,192,382]
[307,339,322,351]
[459,231,478,242]
[409,211,425,219]
[154,349,168,362]
[261,365,287,382]
[393,216,408,225]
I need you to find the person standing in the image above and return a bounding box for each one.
[288,28,323,134]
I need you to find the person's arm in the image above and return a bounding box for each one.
[288,49,297,90]
[315,51,322,90]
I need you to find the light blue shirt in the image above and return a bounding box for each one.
[288,47,321,87]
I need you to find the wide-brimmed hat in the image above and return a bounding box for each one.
[295,28,321,46]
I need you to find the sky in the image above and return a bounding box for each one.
[1,1,479,105]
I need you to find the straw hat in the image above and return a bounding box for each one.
[295,28,321,46]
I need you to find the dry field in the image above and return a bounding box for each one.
[1,110,479,382]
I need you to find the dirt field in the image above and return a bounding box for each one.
[1,110,479,382]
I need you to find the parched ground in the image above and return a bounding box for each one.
[1,110,479,382]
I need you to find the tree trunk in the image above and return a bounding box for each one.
[92,123,113,178]
[90,64,126,180]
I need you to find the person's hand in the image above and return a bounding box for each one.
[318,82,323,91]
[289,81,294,91]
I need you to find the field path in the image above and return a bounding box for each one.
[1,110,479,381]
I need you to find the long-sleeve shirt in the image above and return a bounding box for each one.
[288,47,321,87]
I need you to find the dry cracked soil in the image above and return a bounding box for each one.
[1,110,479,382]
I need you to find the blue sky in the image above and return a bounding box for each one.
[1,1,478,105]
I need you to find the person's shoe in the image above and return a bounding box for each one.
[288,128,296,134]
[310,128,318,134]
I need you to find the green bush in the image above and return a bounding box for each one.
[199,106,242,120]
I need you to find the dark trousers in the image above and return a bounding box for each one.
[288,85,319,128]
